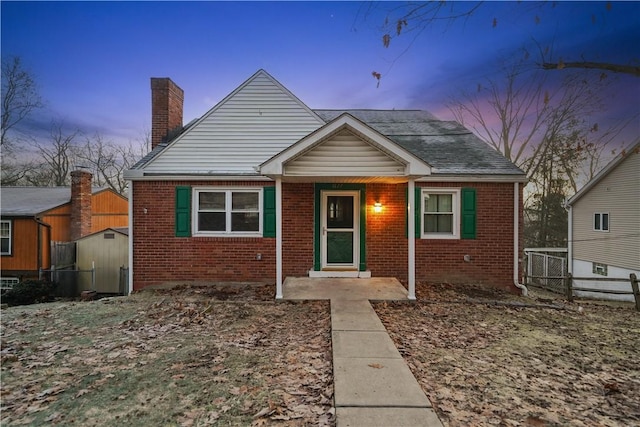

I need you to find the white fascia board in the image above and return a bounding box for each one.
[417,174,528,183]
[126,174,273,182]
[260,113,431,176]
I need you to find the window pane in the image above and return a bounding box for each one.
[199,212,225,231]
[424,214,453,233]
[437,214,453,232]
[199,192,225,210]
[0,222,9,238]
[425,195,438,212]
[425,194,452,213]
[602,213,609,231]
[232,212,259,232]
[232,192,259,210]
[1,238,9,253]
[594,213,601,230]
[438,195,452,213]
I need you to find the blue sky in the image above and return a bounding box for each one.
[2,1,639,148]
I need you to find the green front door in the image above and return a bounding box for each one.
[321,191,359,269]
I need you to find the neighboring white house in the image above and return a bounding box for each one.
[566,143,640,301]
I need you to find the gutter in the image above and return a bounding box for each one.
[513,183,528,296]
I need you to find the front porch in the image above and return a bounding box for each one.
[282,277,408,300]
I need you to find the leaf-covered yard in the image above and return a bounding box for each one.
[1,282,639,426]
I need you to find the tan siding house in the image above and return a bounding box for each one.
[567,143,640,301]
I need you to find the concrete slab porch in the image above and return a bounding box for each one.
[282,277,409,301]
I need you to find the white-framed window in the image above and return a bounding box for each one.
[422,189,460,239]
[594,212,609,232]
[0,277,19,290]
[1,220,11,255]
[193,188,262,236]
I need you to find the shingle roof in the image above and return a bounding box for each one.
[0,186,113,216]
[130,108,524,177]
[314,109,525,176]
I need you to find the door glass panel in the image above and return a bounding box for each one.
[327,196,354,229]
[327,231,354,263]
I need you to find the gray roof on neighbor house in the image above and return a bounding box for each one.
[0,186,111,217]
[314,110,525,176]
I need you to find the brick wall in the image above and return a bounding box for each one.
[132,181,275,290]
[132,180,522,292]
[365,182,522,291]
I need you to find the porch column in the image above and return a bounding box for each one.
[408,178,416,300]
[275,177,283,299]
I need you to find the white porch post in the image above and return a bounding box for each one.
[275,177,283,299]
[408,178,416,300]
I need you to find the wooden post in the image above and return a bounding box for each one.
[630,273,640,312]
[565,273,573,302]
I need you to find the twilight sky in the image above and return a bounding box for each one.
[2,1,639,150]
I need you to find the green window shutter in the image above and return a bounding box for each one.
[405,187,421,238]
[175,186,191,237]
[263,186,276,237]
[461,187,477,239]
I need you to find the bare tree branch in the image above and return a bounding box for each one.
[542,61,640,77]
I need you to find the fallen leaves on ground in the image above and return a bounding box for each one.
[374,283,640,426]
[1,284,334,426]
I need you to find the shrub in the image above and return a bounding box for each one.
[2,280,56,306]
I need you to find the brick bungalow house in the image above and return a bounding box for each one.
[125,70,527,299]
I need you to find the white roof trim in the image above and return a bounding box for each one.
[141,69,325,170]
[259,113,431,177]
[566,142,639,206]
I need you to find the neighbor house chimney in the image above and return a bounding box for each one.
[70,170,92,241]
[151,77,184,150]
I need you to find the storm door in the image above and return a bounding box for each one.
[321,191,359,269]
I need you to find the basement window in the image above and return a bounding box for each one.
[592,262,608,276]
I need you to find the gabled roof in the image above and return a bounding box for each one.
[567,142,640,206]
[314,110,525,176]
[0,187,123,217]
[260,113,431,180]
[125,70,525,180]
[127,69,325,176]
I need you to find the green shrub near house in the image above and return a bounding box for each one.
[2,280,56,306]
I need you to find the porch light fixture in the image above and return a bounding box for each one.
[373,201,383,213]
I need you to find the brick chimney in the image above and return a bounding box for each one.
[151,78,184,149]
[70,170,92,241]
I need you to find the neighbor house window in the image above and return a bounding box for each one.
[0,220,11,255]
[422,189,460,239]
[193,188,261,235]
[592,262,608,276]
[594,212,609,232]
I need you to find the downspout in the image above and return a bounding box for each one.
[275,177,283,299]
[566,201,573,276]
[127,182,134,295]
[513,182,528,296]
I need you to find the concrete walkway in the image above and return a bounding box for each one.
[283,278,443,426]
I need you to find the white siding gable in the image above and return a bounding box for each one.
[143,70,325,175]
[285,129,405,177]
[572,147,640,270]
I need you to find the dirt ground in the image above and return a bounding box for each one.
[2,282,639,426]
[374,283,640,426]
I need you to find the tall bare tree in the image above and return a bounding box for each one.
[29,121,80,186]
[1,56,44,149]
[77,133,146,194]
